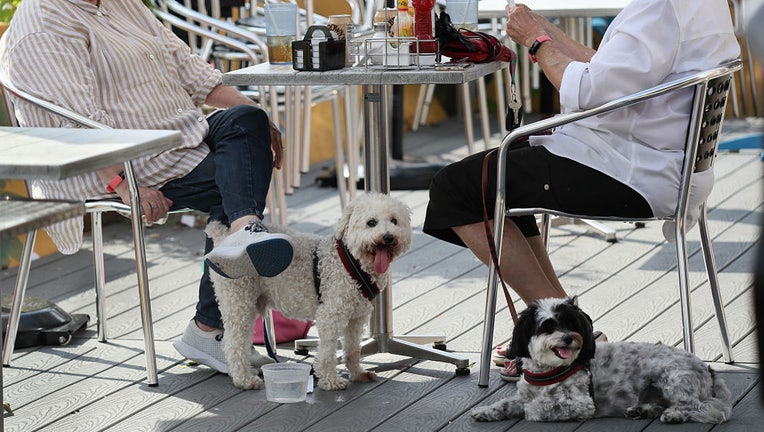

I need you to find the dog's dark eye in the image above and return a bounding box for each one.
[367,219,377,227]
[539,319,557,334]
[391,218,398,225]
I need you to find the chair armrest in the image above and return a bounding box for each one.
[0,69,110,130]
[499,59,743,152]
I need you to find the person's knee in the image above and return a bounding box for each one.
[227,104,269,130]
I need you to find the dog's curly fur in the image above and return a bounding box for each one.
[471,297,732,423]
[206,192,411,391]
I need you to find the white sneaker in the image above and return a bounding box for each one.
[205,219,293,279]
[173,320,275,374]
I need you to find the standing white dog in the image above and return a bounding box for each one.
[206,192,412,391]
[471,297,732,423]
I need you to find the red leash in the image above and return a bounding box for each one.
[481,148,519,324]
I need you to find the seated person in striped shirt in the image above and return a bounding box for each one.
[0,0,288,373]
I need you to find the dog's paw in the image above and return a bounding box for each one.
[470,406,505,422]
[660,407,689,424]
[351,370,377,383]
[231,373,263,390]
[317,376,349,391]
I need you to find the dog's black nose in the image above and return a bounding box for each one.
[383,233,394,244]
[562,334,574,345]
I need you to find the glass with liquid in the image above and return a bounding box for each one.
[265,3,298,64]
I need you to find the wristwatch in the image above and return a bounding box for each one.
[528,35,552,64]
[106,171,125,193]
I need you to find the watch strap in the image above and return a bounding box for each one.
[528,35,552,63]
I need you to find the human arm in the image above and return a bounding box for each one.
[505,4,595,89]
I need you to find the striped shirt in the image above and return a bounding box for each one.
[0,0,222,253]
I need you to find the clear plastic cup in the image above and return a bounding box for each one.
[261,362,312,403]
[265,3,298,64]
[446,0,478,31]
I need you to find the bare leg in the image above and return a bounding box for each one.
[453,219,566,304]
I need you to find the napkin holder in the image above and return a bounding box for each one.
[292,25,345,71]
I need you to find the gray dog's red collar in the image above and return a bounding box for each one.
[522,362,587,386]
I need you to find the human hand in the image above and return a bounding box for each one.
[505,3,548,48]
[117,186,173,225]
[269,120,284,169]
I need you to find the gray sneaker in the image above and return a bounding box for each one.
[205,219,293,279]
[173,320,275,374]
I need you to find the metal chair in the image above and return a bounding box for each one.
[0,67,161,386]
[478,59,743,386]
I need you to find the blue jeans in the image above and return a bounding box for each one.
[159,105,274,329]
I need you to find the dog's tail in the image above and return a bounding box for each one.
[687,367,732,424]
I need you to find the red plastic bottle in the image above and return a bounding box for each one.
[412,0,436,53]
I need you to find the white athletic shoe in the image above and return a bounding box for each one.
[173,320,275,374]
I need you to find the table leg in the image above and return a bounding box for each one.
[361,83,470,374]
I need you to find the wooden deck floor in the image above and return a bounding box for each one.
[1,118,762,431]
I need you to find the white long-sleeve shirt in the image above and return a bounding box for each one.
[531,0,740,238]
[0,0,222,253]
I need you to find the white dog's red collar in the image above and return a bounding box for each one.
[336,239,380,301]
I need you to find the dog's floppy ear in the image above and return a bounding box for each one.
[334,197,356,241]
[569,297,597,362]
[508,304,537,359]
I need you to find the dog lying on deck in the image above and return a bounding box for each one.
[471,297,731,424]
[207,192,412,391]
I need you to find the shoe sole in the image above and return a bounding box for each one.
[173,339,229,374]
[206,238,294,279]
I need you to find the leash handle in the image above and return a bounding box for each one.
[481,149,519,324]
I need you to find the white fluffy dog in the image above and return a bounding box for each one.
[471,297,732,424]
[206,192,411,391]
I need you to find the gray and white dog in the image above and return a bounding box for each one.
[471,297,732,424]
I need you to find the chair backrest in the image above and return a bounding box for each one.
[691,74,733,174]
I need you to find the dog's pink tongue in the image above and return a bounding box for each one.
[557,347,573,359]
[374,247,392,273]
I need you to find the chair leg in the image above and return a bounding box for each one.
[479,214,508,387]
[460,84,476,154]
[91,210,108,343]
[343,86,358,200]
[673,222,696,354]
[332,96,348,208]
[698,203,734,363]
[411,84,428,132]
[2,230,37,366]
[477,76,491,149]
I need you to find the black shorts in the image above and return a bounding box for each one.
[423,142,654,247]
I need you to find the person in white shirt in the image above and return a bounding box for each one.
[423,0,740,377]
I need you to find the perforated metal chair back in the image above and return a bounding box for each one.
[477,59,743,387]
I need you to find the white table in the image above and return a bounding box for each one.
[0,127,183,389]
[225,62,504,374]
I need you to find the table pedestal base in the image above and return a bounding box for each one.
[295,333,470,374]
